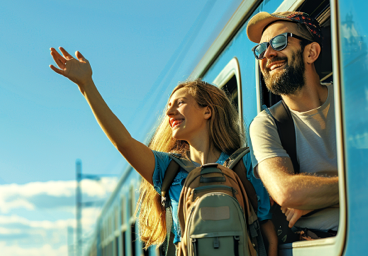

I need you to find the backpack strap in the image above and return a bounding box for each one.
[160,160,180,256]
[161,160,181,208]
[268,100,299,173]
[268,101,330,239]
[268,100,300,243]
[160,155,197,256]
[224,147,250,169]
[224,147,258,211]
[161,154,198,208]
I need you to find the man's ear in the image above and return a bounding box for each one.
[304,42,321,64]
[204,106,212,120]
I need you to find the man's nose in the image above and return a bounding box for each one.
[263,44,277,59]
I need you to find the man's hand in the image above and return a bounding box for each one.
[281,206,313,228]
[49,47,93,88]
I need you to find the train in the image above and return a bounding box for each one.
[85,0,368,255]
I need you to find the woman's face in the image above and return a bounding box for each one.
[166,88,211,142]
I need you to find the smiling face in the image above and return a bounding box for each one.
[166,88,210,142]
[260,21,306,95]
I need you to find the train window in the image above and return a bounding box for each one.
[253,0,346,255]
[114,208,119,256]
[143,247,150,256]
[100,231,104,255]
[131,223,137,256]
[213,57,243,122]
[129,186,135,219]
[121,196,127,256]
[121,230,127,256]
[115,236,119,256]
[115,207,119,231]
[121,197,125,226]
[109,215,113,237]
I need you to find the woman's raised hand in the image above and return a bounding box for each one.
[49,47,93,88]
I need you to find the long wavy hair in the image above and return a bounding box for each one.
[136,79,244,248]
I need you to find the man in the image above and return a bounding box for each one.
[246,11,339,235]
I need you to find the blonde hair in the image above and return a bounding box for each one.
[136,80,244,248]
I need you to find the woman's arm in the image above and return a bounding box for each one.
[261,220,278,256]
[50,47,155,184]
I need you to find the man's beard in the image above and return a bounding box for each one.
[263,49,305,95]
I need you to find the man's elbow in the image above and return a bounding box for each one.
[272,186,303,208]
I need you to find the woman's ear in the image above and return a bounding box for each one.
[305,42,321,64]
[204,106,212,120]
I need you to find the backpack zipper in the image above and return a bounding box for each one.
[191,185,237,200]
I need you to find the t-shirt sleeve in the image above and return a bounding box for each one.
[243,153,272,221]
[151,150,172,195]
[249,110,289,169]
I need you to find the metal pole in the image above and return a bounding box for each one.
[76,160,82,256]
[68,226,74,256]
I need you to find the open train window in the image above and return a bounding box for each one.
[253,0,346,255]
[213,57,243,122]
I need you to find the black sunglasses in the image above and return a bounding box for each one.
[252,32,312,60]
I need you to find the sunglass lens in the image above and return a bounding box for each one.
[271,34,287,51]
[255,43,268,59]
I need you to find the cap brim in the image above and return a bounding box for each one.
[246,12,290,43]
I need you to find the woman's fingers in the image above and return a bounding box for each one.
[49,47,93,86]
[75,51,87,63]
[59,47,74,60]
[50,48,67,69]
[49,64,65,76]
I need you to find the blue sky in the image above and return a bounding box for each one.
[0,0,242,255]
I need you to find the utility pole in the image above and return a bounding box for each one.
[75,159,117,256]
[76,160,82,256]
[67,226,75,256]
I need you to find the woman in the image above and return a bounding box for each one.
[49,47,277,255]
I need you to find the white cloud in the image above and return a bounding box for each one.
[0,178,118,198]
[0,179,119,256]
[0,242,67,256]
[0,178,118,213]
[0,227,22,235]
[0,198,35,213]
[0,215,75,229]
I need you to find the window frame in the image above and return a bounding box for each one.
[212,57,243,124]
[254,0,347,255]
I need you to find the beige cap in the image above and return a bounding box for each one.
[246,11,322,43]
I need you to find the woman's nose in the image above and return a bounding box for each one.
[166,105,175,116]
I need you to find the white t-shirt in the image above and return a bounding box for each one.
[249,84,339,231]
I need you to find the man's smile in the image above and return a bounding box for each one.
[267,60,287,72]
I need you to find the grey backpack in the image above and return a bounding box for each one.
[160,148,266,256]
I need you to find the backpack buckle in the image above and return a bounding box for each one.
[161,196,169,208]
[201,163,218,168]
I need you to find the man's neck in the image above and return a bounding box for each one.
[282,71,328,112]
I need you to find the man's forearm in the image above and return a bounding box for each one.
[282,174,339,210]
[258,157,339,210]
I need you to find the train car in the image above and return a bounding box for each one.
[85,0,368,255]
